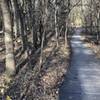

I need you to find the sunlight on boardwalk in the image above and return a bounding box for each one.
[59,28,100,100]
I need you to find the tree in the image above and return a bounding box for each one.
[1,0,16,76]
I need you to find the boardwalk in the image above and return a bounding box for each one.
[59,28,100,100]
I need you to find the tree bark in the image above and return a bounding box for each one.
[1,0,16,76]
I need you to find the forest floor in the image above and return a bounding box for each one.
[0,36,71,100]
[87,45,100,59]
[59,28,100,100]
[83,37,100,59]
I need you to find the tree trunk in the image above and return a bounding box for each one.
[1,0,16,76]
[10,0,18,38]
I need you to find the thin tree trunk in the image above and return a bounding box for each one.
[10,0,18,38]
[54,5,59,47]
[65,23,68,47]
[39,0,48,69]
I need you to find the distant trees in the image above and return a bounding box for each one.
[83,0,100,44]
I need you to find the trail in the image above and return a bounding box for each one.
[59,28,100,100]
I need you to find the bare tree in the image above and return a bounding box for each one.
[1,0,16,76]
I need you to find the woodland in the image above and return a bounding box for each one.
[0,0,100,100]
